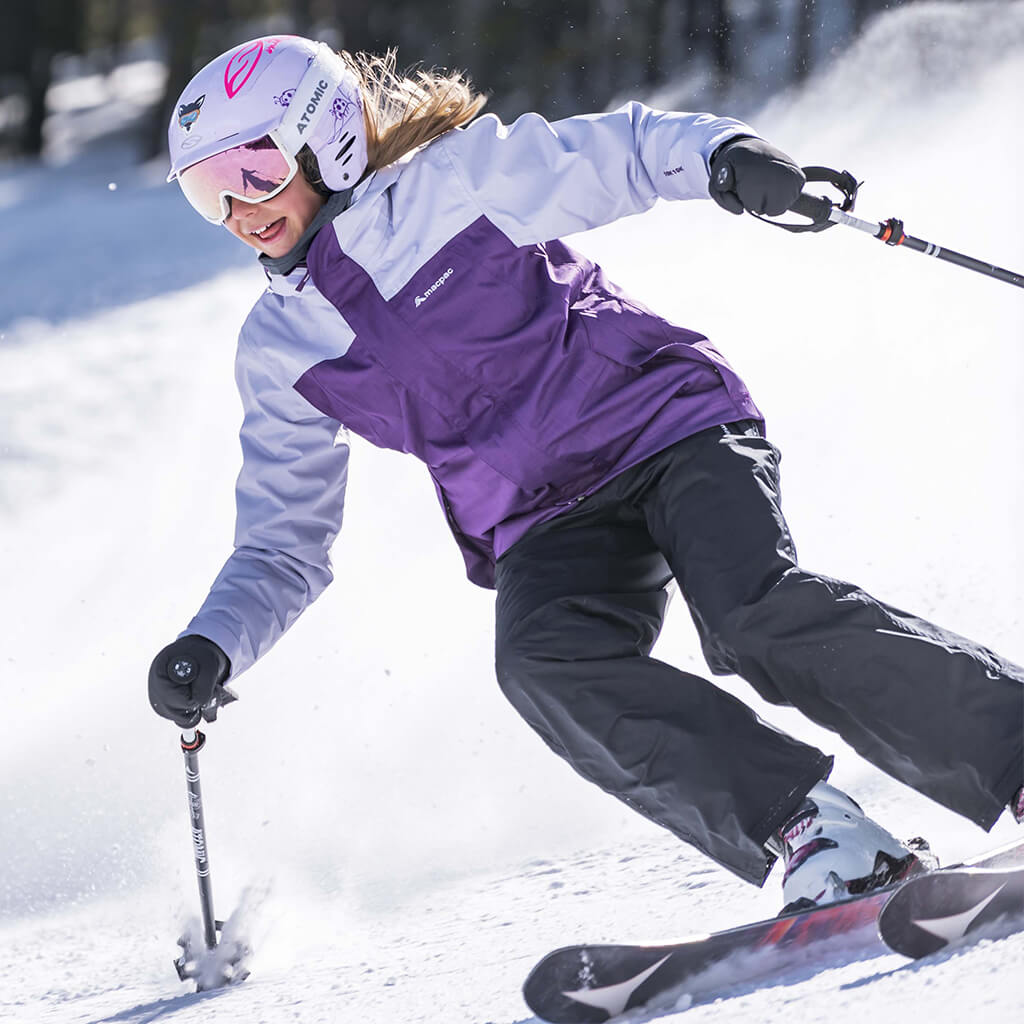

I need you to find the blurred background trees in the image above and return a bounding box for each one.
[0,0,980,162]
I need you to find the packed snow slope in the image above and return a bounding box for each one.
[1,4,1022,1022]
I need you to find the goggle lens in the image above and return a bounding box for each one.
[177,135,296,222]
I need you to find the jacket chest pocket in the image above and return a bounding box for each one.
[302,341,487,463]
[298,349,417,454]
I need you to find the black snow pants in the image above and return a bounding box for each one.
[494,421,1024,885]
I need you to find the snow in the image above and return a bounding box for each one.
[2,4,1023,1022]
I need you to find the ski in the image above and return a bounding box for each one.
[522,838,1024,1023]
[878,862,1024,959]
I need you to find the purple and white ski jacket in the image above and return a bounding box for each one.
[184,102,764,678]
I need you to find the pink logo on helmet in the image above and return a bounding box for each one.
[224,40,265,97]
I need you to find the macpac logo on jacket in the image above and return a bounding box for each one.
[414,267,454,307]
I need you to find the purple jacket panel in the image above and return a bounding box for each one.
[299,214,760,587]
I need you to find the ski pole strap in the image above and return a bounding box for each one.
[755,166,860,233]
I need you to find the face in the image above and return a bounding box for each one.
[224,172,325,258]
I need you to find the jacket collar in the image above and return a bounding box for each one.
[258,187,354,278]
[261,165,409,297]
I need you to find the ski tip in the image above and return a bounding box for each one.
[878,864,1024,960]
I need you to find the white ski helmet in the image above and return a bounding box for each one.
[167,35,367,220]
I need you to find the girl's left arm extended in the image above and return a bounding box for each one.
[438,102,758,245]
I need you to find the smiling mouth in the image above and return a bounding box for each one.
[249,218,285,243]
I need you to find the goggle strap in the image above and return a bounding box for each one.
[275,44,347,156]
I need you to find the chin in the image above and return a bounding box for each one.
[265,229,299,256]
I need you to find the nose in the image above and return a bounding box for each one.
[230,194,279,228]
[228,196,259,220]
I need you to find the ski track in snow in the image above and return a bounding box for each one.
[2,5,1024,1023]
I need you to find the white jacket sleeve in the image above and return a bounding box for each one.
[438,102,759,246]
[182,328,349,678]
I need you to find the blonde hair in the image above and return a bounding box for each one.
[346,50,487,172]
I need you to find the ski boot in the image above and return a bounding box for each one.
[774,781,934,914]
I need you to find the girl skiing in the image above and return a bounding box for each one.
[149,35,1024,910]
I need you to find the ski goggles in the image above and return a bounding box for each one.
[176,130,299,224]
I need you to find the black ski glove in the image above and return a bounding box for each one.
[148,635,231,729]
[709,136,805,217]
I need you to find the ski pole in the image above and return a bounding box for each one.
[165,662,244,988]
[183,729,218,945]
[175,726,221,978]
[763,166,1024,289]
[173,717,251,989]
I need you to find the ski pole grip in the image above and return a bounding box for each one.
[791,192,834,224]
